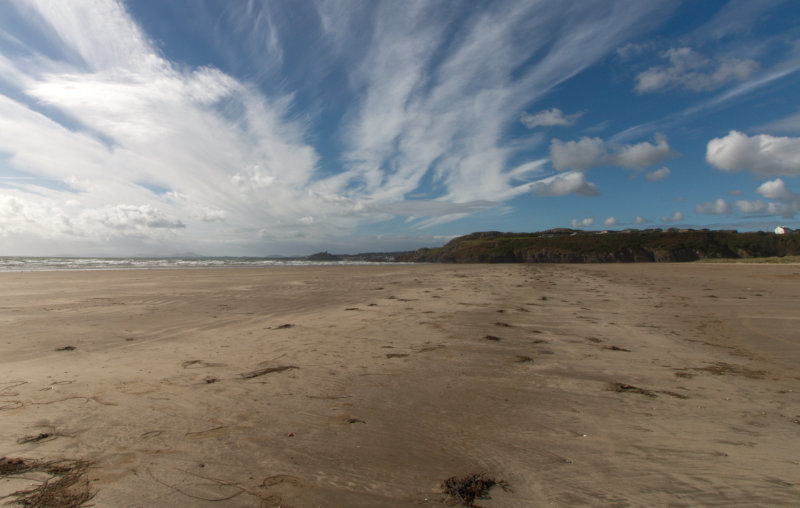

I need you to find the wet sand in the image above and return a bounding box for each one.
[1,264,798,506]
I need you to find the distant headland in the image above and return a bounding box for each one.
[375,228,800,263]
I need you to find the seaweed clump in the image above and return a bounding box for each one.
[0,457,94,507]
[442,473,510,507]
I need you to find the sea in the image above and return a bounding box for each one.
[0,256,394,272]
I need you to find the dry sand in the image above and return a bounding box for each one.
[1,263,798,507]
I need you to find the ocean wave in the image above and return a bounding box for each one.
[0,257,392,272]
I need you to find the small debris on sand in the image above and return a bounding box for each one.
[17,432,54,444]
[484,335,501,342]
[54,346,76,351]
[610,383,657,397]
[694,362,765,379]
[240,365,299,379]
[442,473,510,507]
[657,390,689,399]
[385,353,409,359]
[182,359,226,369]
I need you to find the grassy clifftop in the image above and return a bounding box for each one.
[397,229,800,263]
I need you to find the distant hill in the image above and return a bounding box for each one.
[305,251,415,262]
[306,251,343,261]
[395,229,800,263]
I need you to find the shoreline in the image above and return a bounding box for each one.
[1,264,798,506]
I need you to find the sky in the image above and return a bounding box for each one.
[1,0,800,256]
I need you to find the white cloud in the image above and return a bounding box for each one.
[603,216,618,226]
[616,41,651,60]
[0,193,183,240]
[0,0,679,254]
[661,211,684,222]
[734,199,794,217]
[755,110,800,134]
[378,200,496,218]
[634,216,650,224]
[521,108,583,128]
[0,1,328,252]
[734,199,767,214]
[334,0,672,205]
[695,198,731,214]
[529,172,599,197]
[550,134,674,171]
[550,137,607,171]
[706,130,800,176]
[756,178,794,201]
[691,0,782,42]
[507,159,548,181]
[193,207,227,223]
[645,166,671,181]
[635,47,758,94]
[737,178,800,218]
[570,217,594,228]
[610,134,674,169]
[84,204,185,231]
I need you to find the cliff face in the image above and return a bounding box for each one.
[397,230,800,263]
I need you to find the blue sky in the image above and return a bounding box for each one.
[1,0,800,256]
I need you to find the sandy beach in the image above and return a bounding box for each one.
[1,263,798,507]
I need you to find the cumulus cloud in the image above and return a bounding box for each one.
[634,216,650,224]
[550,134,675,171]
[521,108,583,128]
[695,198,731,214]
[706,130,800,176]
[0,194,183,240]
[550,137,608,171]
[756,178,795,201]
[635,47,758,94]
[733,200,768,214]
[570,217,594,227]
[661,211,684,222]
[645,166,671,181]
[603,216,618,226]
[610,134,675,169]
[529,171,599,196]
[91,205,185,230]
[733,178,800,218]
[734,199,794,217]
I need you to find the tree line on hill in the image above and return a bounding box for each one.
[391,229,800,263]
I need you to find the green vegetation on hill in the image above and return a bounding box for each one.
[396,229,800,263]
